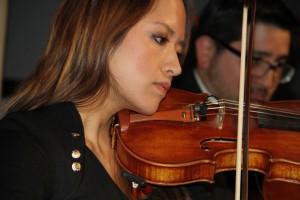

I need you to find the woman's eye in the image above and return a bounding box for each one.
[153,35,168,45]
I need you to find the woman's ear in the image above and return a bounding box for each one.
[195,35,216,69]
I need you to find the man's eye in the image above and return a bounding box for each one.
[252,57,263,65]
[153,35,168,45]
[275,60,288,67]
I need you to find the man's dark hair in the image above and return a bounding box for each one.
[197,0,298,45]
[184,0,299,67]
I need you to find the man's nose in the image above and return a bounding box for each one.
[254,69,279,87]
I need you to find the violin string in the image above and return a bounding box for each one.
[224,106,300,120]
[219,99,300,115]
[209,100,300,119]
[181,102,300,121]
[185,108,299,124]
[165,100,300,120]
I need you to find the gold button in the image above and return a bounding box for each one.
[72,150,81,159]
[72,162,81,172]
[71,132,80,138]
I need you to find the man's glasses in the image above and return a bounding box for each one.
[213,38,295,84]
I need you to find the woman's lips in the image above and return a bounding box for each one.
[155,82,171,96]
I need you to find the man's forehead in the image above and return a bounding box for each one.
[253,23,291,58]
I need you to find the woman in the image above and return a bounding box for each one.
[0,0,193,199]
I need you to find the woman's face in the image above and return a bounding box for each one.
[109,0,186,115]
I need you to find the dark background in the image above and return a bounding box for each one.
[3,0,61,97]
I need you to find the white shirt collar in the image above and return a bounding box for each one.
[193,68,211,95]
[193,68,218,103]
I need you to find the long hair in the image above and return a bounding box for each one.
[1,0,193,118]
[0,0,194,199]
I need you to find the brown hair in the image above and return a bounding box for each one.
[0,0,193,199]
[1,0,192,117]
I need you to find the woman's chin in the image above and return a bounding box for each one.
[135,104,159,116]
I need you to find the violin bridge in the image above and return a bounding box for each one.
[218,102,225,129]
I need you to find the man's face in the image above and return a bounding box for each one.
[207,22,291,101]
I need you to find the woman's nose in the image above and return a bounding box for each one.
[163,51,182,77]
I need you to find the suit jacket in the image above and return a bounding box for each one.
[172,66,203,94]
[0,102,127,200]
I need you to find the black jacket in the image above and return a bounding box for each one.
[0,102,127,200]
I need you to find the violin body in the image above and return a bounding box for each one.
[113,89,300,189]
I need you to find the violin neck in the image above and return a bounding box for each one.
[258,111,300,131]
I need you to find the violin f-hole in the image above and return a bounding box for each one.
[200,138,237,151]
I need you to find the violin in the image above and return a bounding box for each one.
[112,88,300,195]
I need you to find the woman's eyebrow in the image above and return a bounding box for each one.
[153,22,175,35]
[153,22,185,47]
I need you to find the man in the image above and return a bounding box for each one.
[174,0,298,102]
[173,0,299,199]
